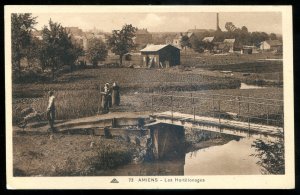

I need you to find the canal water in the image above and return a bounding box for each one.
[97,138,262,176]
[240,83,266,89]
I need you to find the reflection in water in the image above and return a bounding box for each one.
[240,83,266,89]
[184,138,261,175]
[97,158,185,176]
[96,138,262,176]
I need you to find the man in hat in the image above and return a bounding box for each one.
[47,90,56,132]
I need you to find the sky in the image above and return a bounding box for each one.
[32,12,282,34]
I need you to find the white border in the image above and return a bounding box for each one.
[5,5,294,189]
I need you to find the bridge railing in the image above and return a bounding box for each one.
[148,93,284,128]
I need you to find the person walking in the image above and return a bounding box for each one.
[47,90,56,132]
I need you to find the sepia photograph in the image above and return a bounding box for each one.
[5,5,294,189]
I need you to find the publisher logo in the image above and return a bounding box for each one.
[110,178,119,183]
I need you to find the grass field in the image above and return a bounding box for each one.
[12,68,241,123]
[12,53,284,176]
[12,51,283,124]
[13,134,135,176]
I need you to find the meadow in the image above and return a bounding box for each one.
[12,52,283,125]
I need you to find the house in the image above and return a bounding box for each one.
[223,39,236,53]
[140,44,180,68]
[172,32,194,49]
[202,36,214,43]
[65,27,84,36]
[187,28,215,34]
[260,40,283,52]
[31,30,43,40]
[134,28,153,50]
[241,47,253,54]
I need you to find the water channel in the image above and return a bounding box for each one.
[97,137,262,176]
[240,83,266,89]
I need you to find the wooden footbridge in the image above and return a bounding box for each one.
[149,111,283,140]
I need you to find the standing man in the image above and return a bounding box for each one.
[47,90,56,132]
[112,82,120,106]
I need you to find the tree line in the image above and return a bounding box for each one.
[11,13,137,82]
[181,22,281,53]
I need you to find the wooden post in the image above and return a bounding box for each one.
[248,117,250,137]
[193,107,195,122]
[219,110,221,132]
[171,95,173,123]
[212,95,215,117]
[238,99,241,116]
[282,113,284,128]
[247,101,250,113]
[151,95,154,115]
[267,105,269,125]
[97,84,102,114]
[191,93,193,114]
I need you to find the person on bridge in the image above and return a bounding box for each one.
[47,90,56,132]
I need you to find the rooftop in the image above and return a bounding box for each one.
[223,39,236,43]
[265,40,282,46]
[140,44,180,52]
[202,36,214,42]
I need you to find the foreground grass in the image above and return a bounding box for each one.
[13,134,135,176]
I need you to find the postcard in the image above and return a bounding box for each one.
[5,5,294,189]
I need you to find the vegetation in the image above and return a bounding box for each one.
[189,22,280,53]
[180,34,192,55]
[107,24,137,66]
[40,19,83,80]
[251,136,285,174]
[86,37,108,66]
[11,13,37,80]
[13,134,135,176]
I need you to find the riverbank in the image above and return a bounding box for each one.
[13,126,234,176]
[13,134,137,176]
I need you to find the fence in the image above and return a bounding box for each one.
[147,92,284,128]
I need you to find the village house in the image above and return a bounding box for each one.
[31,30,43,40]
[260,40,283,53]
[65,27,84,36]
[202,36,215,43]
[172,32,194,49]
[140,44,180,68]
[134,28,153,50]
[223,39,236,53]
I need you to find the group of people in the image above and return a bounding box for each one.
[45,82,120,132]
[102,82,120,113]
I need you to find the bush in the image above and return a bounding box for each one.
[251,136,285,174]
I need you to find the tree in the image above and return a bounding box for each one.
[180,34,192,55]
[24,37,41,69]
[40,19,79,80]
[86,37,108,66]
[241,26,248,33]
[190,37,202,53]
[60,36,84,71]
[11,13,37,80]
[251,136,285,174]
[225,22,238,32]
[251,32,269,47]
[107,24,137,66]
[269,33,277,40]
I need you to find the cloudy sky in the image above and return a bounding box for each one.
[32,12,282,34]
